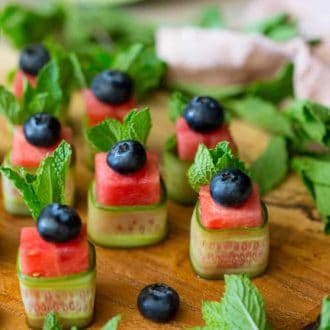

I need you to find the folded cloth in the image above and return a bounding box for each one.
[156,27,290,86]
[244,0,330,39]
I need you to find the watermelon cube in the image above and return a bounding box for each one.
[199,184,262,230]
[83,89,136,126]
[176,117,236,161]
[13,70,36,99]
[10,126,73,168]
[20,227,89,278]
[95,151,161,206]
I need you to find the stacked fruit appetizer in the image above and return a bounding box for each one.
[13,44,50,99]
[0,142,96,328]
[187,142,269,279]
[164,93,236,205]
[0,80,75,215]
[86,108,167,247]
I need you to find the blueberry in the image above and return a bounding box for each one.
[183,96,224,133]
[19,44,50,75]
[23,113,61,147]
[210,168,252,207]
[107,140,147,174]
[137,283,180,323]
[91,70,134,104]
[37,204,82,243]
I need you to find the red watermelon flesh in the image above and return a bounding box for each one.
[13,70,36,99]
[95,151,161,206]
[83,89,137,126]
[10,126,73,168]
[199,184,262,230]
[176,117,236,161]
[20,226,89,278]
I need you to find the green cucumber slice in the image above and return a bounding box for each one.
[163,136,197,205]
[17,243,96,329]
[1,152,76,216]
[88,180,168,247]
[190,202,269,279]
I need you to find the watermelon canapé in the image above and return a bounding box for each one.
[199,184,262,230]
[13,70,36,99]
[95,151,161,206]
[176,117,236,161]
[84,89,136,126]
[10,126,73,168]
[20,226,89,278]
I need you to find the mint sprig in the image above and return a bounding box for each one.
[188,142,246,192]
[168,92,190,122]
[191,274,270,330]
[86,108,151,152]
[0,141,72,219]
[101,314,122,330]
[320,297,330,330]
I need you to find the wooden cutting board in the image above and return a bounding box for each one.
[0,44,329,330]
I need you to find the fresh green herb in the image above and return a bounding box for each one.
[86,108,151,152]
[245,12,298,41]
[251,136,288,195]
[0,141,72,219]
[191,274,270,330]
[101,314,122,330]
[291,156,330,233]
[320,296,330,330]
[197,6,224,28]
[0,4,65,48]
[226,97,293,138]
[0,61,63,125]
[42,311,63,330]
[168,92,190,122]
[112,43,166,100]
[188,142,246,192]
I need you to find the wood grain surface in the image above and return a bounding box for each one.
[0,44,329,330]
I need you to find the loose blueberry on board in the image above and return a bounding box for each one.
[107,140,147,174]
[137,283,180,323]
[23,113,61,147]
[183,96,224,133]
[210,168,252,207]
[19,44,50,75]
[37,204,82,243]
[91,70,134,104]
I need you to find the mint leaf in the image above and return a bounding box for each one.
[0,4,65,48]
[0,141,72,219]
[188,142,246,191]
[197,6,224,28]
[43,311,63,330]
[101,314,122,330]
[320,297,330,330]
[250,136,288,195]
[86,108,151,152]
[227,97,293,138]
[191,274,269,330]
[113,44,166,100]
[168,92,190,122]
[0,86,23,125]
[245,12,298,41]
[291,156,330,233]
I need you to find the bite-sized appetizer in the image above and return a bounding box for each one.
[13,44,50,99]
[1,143,96,329]
[164,92,236,205]
[86,108,167,247]
[187,142,269,279]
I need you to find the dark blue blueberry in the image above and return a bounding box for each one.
[137,283,180,323]
[19,44,50,75]
[37,204,82,243]
[23,113,61,147]
[210,168,252,207]
[91,70,134,104]
[107,140,146,174]
[183,96,224,133]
